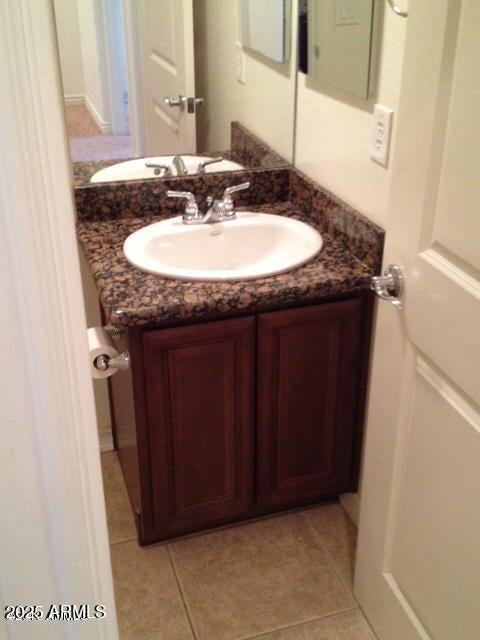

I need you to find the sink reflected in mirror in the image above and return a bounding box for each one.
[90,155,245,183]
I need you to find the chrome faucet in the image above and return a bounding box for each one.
[167,181,250,225]
[172,155,188,176]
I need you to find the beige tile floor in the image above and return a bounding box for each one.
[101,451,376,640]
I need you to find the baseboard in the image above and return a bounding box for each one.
[98,426,114,453]
[339,492,360,528]
[85,95,112,135]
[64,94,85,106]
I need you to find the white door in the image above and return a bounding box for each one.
[137,0,196,155]
[355,2,480,640]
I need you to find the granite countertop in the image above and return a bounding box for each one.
[77,202,374,328]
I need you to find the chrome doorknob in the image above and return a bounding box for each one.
[371,264,404,309]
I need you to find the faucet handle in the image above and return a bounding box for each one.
[223,181,250,198]
[197,156,224,174]
[167,190,199,221]
[145,161,172,176]
[221,181,250,218]
[166,189,196,201]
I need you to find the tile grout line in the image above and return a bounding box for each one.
[109,535,138,547]
[358,610,380,640]
[166,544,199,640]
[305,511,358,600]
[303,512,359,609]
[106,537,375,640]
[161,513,357,640]
[234,606,361,640]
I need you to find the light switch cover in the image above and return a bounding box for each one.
[335,0,359,26]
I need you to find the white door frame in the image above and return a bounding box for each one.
[0,2,118,638]
[121,0,147,156]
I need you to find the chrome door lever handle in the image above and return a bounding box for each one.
[164,95,203,113]
[164,95,186,110]
[186,96,204,113]
[371,264,404,309]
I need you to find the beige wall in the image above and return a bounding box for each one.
[294,8,407,519]
[194,0,297,162]
[294,6,407,228]
[194,0,240,152]
[53,0,84,99]
[76,0,111,130]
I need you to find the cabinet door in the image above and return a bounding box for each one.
[257,299,364,509]
[143,317,255,539]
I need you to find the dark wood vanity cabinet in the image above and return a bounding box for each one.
[256,299,364,509]
[141,318,255,539]
[114,295,371,544]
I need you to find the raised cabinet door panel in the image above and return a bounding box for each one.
[142,317,255,538]
[257,299,364,508]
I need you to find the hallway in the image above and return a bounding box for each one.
[65,104,132,162]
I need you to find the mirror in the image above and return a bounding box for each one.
[240,0,289,64]
[299,0,375,99]
[53,0,297,187]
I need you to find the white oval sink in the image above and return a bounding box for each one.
[123,212,323,281]
[90,156,244,183]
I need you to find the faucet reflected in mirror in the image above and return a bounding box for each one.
[53,0,297,185]
[172,155,188,177]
